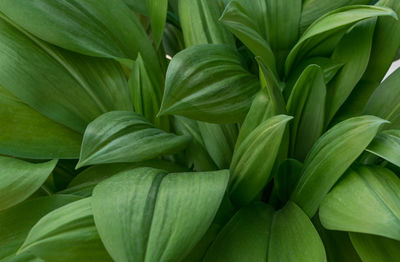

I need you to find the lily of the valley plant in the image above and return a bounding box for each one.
[0,0,400,261]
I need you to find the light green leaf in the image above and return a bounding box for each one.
[0,157,57,211]
[204,202,274,262]
[0,0,160,75]
[350,233,400,262]
[285,5,397,75]
[159,44,259,123]
[0,195,80,259]
[179,0,234,47]
[364,68,400,129]
[291,115,388,217]
[367,129,400,167]
[220,0,277,76]
[146,0,168,48]
[0,15,132,133]
[333,0,400,121]
[77,111,190,168]
[18,198,111,262]
[287,65,326,161]
[229,115,292,206]
[325,18,376,123]
[320,165,400,240]
[0,86,81,159]
[92,167,229,262]
[300,0,371,32]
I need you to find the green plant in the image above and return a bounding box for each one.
[0,0,400,261]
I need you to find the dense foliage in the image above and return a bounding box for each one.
[0,0,400,261]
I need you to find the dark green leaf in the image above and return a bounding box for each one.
[146,0,168,48]
[274,159,303,203]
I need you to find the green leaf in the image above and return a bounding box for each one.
[3,252,45,262]
[220,0,277,76]
[320,165,400,240]
[122,0,148,15]
[0,0,160,74]
[291,115,388,217]
[0,157,57,211]
[285,5,397,75]
[287,65,326,161]
[77,111,190,168]
[367,129,400,167]
[274,159,303,203]
[159,44,259,123]
[0,86,81,159]
[229,115,292,206]
[325,18,376,123]
[203,202,274,262]
[179,0,234,47]
[205,201,326,262]
[0,195,80,259]
[91,167,229,262]
[333,0,400,121]
[350,233,400,262]
[0,15,132,133]
[146,0,168,48]
[364,68,400,129]
[18,198,111,261]
[300,0,371,32]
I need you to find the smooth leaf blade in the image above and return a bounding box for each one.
[366,129,400,167]
[291,115,388,217]
[350,233,400,262]
[77,111,190,168]
[146,0,168,48]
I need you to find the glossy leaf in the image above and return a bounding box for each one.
[92,167,229,262]
[287,65,326,161]
[291,115,388,217]
[229,115,292,206]
[220,0,277,76]
[350,233,400,262]
[320,165,400,240]
[367,129,400,167]
[159,44,259,123]
[18,198,111,261]
[77,111,190,168]
[146,0,168,48]
[325,18,376,123]
[364,68,400,129]
[0,157,57,211]
[179,0,234,47]
[0,86,81,159]
[0,15,132,132]
[285,5,397,74]
[0,195,80,259]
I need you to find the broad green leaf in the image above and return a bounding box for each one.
[179,0,234,47]
[0,157,57,211]
[0,195,80,259]
[146,0,168,48]
[77,111,190,168]
[291,115,388,217]
[220,0,277,76]
[268,201,326,262]
[287,65,326,161]
[204,202,274,262]
[274,159,303,203]
[350,233,400,262]
[300,0,371,32]
[364,68,400,129]
[92,167,229,262]
[173,116,218,171]
[0,0,161,75]
[333,0,400,121]
[320,165,400,240]
[122,0,148,15]
[0,86,81,159]
[285,5,397,75]
[18,198,111,261]
[0,15,132,133]
[159,44,259,123]
[367,130,400,167]
[229,115,292,206]
[63,160,188,197]
[325,18,376,123]
[3,253,44,262]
